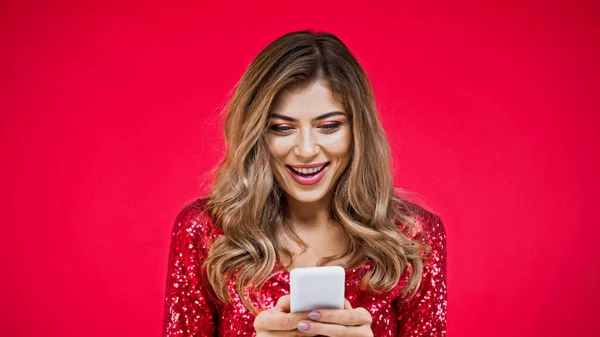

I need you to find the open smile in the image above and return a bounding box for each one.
[285,162,330,185]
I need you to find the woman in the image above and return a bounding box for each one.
[162,30,447,337]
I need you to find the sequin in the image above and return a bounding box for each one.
[162,198,447,336]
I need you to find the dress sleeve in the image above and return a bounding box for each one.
[162,201,219,337]
[396,213,448,336]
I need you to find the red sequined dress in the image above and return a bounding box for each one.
[162,198,447,336]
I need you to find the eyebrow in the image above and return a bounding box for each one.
[268,111,347,122]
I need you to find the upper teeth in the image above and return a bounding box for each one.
[291,165,325,174]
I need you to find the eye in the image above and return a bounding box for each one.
[320,122,342,131]
[269,125,293,132]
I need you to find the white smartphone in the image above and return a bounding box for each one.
[289,266,345,313]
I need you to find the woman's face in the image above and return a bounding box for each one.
[267,79,352,204]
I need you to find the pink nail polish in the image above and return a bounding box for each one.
[298,321,310,331]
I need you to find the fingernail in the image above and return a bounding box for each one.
[298,321,310,331]
[308,311,321,320]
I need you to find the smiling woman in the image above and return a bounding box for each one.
[267,80,352,200]
[162,30,447,337]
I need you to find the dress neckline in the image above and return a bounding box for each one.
[274,257,374,279]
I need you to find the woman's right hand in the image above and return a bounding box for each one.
[254,295,317,336]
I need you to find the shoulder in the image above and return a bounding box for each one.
[396,200,448,298]
[170,197,222,254]
[398,200,447,251]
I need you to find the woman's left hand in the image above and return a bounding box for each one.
[296,299,373,337]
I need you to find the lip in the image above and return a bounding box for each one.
[287,161,329,169]
[286,162,330,185]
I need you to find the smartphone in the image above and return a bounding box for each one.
[289,266,345,313]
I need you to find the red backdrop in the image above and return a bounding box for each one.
[1,1,599,336]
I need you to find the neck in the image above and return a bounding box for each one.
[285,191,333,229]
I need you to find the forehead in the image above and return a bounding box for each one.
[271,80,345,117]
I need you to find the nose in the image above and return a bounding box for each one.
[294,128,319,158]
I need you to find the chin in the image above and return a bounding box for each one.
[288,190,328,204]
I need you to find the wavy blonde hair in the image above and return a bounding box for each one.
[202,30,431,315]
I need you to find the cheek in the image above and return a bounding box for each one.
[321,130,352,157]
[267,139,287,185]
[267,137,291,160]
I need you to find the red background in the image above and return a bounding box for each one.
[1,1,599,336]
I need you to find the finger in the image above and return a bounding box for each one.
[344,299,353,309]
[275,294,291,312]
[297,320,372,337]
[254,309,310,331]
[307,307,372,326]
[255,331,316,337]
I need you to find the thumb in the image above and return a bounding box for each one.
[274,294,290,312]
[344,298,353,309]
